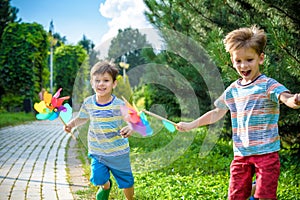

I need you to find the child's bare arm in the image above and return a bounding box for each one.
[279,92,300,109]
[177,108,228,132]
[64,118,89,133]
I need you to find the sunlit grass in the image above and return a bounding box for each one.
[73,123,300,199]
[0,112,36,128]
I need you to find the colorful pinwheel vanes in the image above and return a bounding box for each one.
[120,97,153,137]
[34,88,75,140]
[120,97,177,137]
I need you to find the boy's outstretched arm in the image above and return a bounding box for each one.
[64,117,89,133]
[279,92,300,109]
[177,107,227,132]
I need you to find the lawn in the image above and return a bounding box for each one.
[0,112,36,128]
[74,124,300,200]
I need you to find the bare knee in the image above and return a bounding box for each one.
[101,180,111,190]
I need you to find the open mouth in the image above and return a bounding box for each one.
[241,70,251,77]
[97,88,106,92]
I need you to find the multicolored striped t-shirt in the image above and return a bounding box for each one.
[214,74,289,156]
[78,95,129,157]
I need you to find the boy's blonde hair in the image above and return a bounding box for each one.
[90,60,119,81]
[223,25,267,55]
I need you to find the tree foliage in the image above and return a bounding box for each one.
[0,0,18,40]
[143,0,300,148]
[108,27,152,72]
[52,32,67,47]
[0,22,49,110]
[54,44,88,106]
[78,34,99,68]
[113,75,132,101]
[78,35,95,54]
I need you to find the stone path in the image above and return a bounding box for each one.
[0,120,88,200]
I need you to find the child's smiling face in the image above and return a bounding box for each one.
[231,47,264,85]
[91,72,117,99]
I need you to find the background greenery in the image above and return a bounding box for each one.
[1,0,299,147]
[141,0,300,149]
[0,112,35,128]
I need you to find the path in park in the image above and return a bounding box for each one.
[0,120,88,200]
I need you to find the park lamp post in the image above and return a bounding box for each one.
[49,38,57,93]
[48,20,57,93]
[119,55,130,83]
[50,41,53,93]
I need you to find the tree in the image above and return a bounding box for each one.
[144,0,300,149]
[54,44,88,107]
[78,35,95,54]
[52,32,67,47]
[78,34,99,68]
[0,22,49,111]
[108,27,152,73]
[0,0,18,40]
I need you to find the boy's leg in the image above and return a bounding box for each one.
[90,156,110,186]
[228,156,254,200]
[248,181,257,200]
[101,180,111,190]
[253,152,280,200]
[123,186,134,200]
[104,153,134,199]
[110,168,134,199]
[96,179,112,200]
[89,155,112,200]
[110,166,134,200]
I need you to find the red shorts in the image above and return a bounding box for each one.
[228,152,280,200]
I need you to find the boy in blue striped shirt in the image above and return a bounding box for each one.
[177,25,300,199]
[64,61,134,200]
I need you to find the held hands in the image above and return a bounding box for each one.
[120,125,133,138]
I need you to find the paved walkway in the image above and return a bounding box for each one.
[0,120,87,200]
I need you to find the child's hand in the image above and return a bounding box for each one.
[64,125,72,133]
[176,122,193,132]
[120,125,133,138]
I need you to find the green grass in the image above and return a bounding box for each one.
[74,126,300,200]
[0,112,36,128]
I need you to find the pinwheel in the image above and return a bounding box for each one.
[120,97,153,136]
[34,88,76,140]
[142,110,177,133]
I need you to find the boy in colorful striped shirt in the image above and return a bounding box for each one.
[177,25,300,200]
[64,61,134,200]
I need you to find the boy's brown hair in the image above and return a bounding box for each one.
[223,25,267,55]
[90,60,119,81]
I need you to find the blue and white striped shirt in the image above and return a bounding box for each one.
[78,95,129,156]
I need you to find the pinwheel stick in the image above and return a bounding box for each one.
[59,116,76,140]
[121,96,131,107]
[142,110,177,126]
